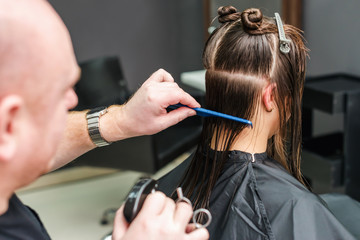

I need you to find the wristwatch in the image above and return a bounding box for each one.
[86,106,111,147]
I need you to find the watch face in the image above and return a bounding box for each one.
[88,106,106,115]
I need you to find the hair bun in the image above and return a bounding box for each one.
[217,6,241,24]
[240,8,263,31]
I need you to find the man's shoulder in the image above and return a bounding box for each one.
[0,194,51,240]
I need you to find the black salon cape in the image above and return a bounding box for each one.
[158,151,357,240]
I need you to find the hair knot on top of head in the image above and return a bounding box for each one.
[217,6,241,24]
[240,8,263,31]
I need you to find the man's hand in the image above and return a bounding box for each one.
[112,192,209,240]
[101,69,200,142]
[49,69,199,171]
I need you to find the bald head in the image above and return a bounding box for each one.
[0,0,78,105]
[0,0,79,202]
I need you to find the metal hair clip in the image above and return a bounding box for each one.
[274,13,291,54]
[176,187,212,228]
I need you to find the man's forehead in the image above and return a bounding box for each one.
[0,0,77,92]
[0,0,54,21]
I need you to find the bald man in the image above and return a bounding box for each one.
[0,0,208,239]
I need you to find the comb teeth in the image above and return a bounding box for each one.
[169,104,253,127]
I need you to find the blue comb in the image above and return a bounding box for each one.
[169,104,253,128]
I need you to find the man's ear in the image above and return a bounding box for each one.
[0,95,23,163]
[262,83,276,112]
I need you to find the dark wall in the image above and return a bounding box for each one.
[304,0,360,77]
[303,0,360,135]
[212,0,360,136]
[211,0,281,18]
[49,0,204,90]
[212,0,360,77]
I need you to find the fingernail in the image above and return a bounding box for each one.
[188,110,196,116]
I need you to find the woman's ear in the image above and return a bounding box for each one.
[262,83,276,112]
[0,95,23,163]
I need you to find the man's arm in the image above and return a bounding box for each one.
[50,69,200,171]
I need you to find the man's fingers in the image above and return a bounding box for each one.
[161,196,176,218]
[185,223,197,233]
[161,108,196,128]
[147,70,200,108]
[178,91,201,108]
[112,205,129,239]
[186,227,210,240]
[149,69,174,83]
[138,191,167,217]
[174,202,193,228]
[166,89,200,108]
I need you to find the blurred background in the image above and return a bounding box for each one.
[17,0,360,239]
[47,0,360,86]
[49,0,360,136]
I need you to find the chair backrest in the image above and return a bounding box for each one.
[74,56,130,110]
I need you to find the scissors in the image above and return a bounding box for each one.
[175,187,212,228]
[169,103,253,128]
[123,178,212,228]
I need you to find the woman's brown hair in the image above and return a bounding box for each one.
[178,7,308,211]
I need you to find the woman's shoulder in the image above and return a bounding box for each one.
[254,157,310,195]
[266,191,357,239]
[250,160,356,239]
[252,157,327,218]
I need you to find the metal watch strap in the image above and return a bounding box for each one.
[86,106,111,147]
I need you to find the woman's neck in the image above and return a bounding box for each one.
[210,121,270,154]
[230,126,268,153]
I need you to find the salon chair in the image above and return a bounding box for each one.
[301,73,360,201]
[69,56,203,173]
[73,56,130,110]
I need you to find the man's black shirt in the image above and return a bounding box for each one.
[0,194,51,239]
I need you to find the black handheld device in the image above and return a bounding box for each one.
[123,178,158,223]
